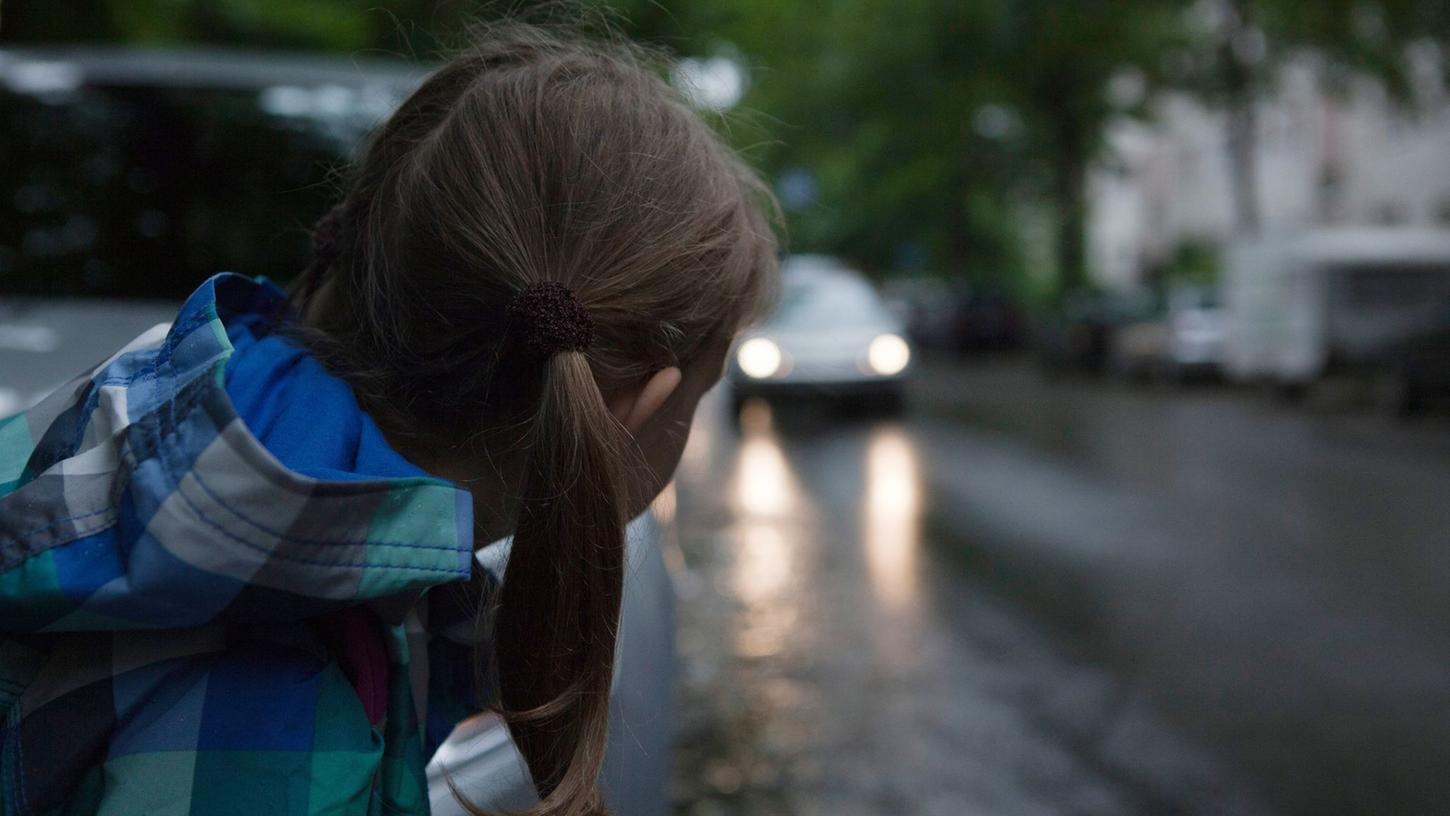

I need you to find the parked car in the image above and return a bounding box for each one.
[0,297,178,416]
[884,278,1026,355]
[0,47,675,816]
[882,277,958,352]
[953,289,1027,353]
[1374,324,1450,415]
[1035,287,1157,375]
[1223,228,1450,397]
[728,254,912,415]
[0,46,427,299]
[1109,284,1224,383]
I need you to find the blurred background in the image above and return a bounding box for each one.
[3,1,1450,814]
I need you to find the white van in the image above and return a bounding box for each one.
[1222,228,1450,392]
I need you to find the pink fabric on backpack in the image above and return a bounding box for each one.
[327,606,390,726]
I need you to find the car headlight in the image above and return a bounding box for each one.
[867,333,911,376]
[738,337,783,379]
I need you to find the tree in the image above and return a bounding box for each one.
[0,0,1214,298]
[969,1,1186,294]
[726,0,1026,286]
[605,0,1018,284]
[1177,0,1450,235]
[672,0,1187,297]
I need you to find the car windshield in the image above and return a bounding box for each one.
[770,275,884,330]
[0,79,389,299]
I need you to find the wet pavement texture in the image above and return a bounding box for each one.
[666,360,1450,816]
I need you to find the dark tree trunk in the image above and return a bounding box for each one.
[947,175,975,283]
[1226,91,1261,234]
[1052,117,1089,296]
[1222,0,1262,235]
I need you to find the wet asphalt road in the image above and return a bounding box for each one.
[667,360,1450,816]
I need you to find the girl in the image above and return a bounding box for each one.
[0,21,777,816]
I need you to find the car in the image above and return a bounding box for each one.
[0,46,428,300]
[1109,284,1224,383]
[882,277,958,352]
[1374,324,1450,415]
[1034,287,1157,375]
[0,297,178,416]
[951,289,1027,354]
[728,254,912,416]
[0,46,676,816]
[883,277,1026,355]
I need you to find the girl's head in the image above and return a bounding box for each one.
[293,19,778,816]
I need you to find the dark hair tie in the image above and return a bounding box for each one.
[310,202,350,271]
[506,281,595,358]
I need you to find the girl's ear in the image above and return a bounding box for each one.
[609,367,683,435]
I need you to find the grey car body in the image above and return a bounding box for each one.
[0,47,676,815]
[1109,285,1225,382]
[0,47,427,299]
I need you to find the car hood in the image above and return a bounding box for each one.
[754,321,900,351]
[0,297,181,415]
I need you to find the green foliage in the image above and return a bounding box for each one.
[3,0,369,50]
[1171,0,1448,104]
[971,0,1187,295]
[2,0,1447,297]
[1265,0,1449,96]
[1155,238,1221,286]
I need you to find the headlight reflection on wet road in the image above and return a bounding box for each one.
[862,426,922,612]
[730,522,799,659]
[735,435,797,517]
[728,401,807,659]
